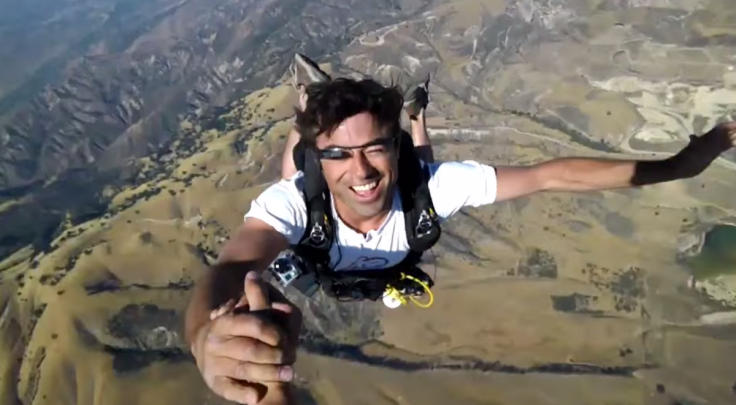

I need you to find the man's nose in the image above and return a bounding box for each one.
[351,150,376,178]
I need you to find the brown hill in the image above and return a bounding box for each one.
[1,1,736,405]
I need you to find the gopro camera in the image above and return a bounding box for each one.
[266,250,319,297]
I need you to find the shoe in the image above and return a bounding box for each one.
[403,74,430,120]
[290,53,331,92]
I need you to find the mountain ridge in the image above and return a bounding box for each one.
[2,1,736,405]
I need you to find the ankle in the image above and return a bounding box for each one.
[410,109,426,124]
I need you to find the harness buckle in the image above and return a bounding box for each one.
[309,223,326,244]
[415,210,434,237]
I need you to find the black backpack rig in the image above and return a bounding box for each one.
[267,130,442,308]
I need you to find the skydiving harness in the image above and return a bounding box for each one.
[267,131,442,308]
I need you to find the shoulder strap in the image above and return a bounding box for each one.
[292,140,334,262]
[397,130,441,257]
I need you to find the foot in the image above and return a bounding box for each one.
[403,74,430,120]
[290,53,331,93]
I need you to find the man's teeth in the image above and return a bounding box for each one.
[352,182,377,192]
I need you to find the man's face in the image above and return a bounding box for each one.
[314,112,399,220]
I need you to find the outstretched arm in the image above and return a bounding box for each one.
[184,217,288,346]
[494,122,736,202]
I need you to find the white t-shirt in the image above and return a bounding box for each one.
[244,160,498,272]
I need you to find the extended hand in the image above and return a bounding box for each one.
[674,121,736,177]
[691,121,736,153]
[194,272,302,404]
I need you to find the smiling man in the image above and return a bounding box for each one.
[185,77,736,405]
[249,78,498,282]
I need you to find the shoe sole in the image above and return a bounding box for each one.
[403,74,431,114]
[292,53,331,90]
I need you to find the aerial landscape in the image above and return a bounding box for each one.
[1,0,735,404]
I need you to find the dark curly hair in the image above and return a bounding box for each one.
[294,77,404,145]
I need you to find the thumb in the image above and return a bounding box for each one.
[244,271,271,311]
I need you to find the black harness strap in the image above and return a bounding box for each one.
[325,263,433,302]
[300,144,332,250]
[293,143,333,278]
[397,130,441,256]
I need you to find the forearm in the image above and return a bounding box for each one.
[540,153,702,192]
[538,157,636,192]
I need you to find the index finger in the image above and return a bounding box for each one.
[265,282,290,306]
[244,271,270,311]
[265,283,301,328]
[727,122,736,135]
[715,121,736,132]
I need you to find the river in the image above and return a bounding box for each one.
[687,225,736,281]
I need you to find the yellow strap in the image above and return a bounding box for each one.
[384,287,407,306]
[384,272,434,308]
